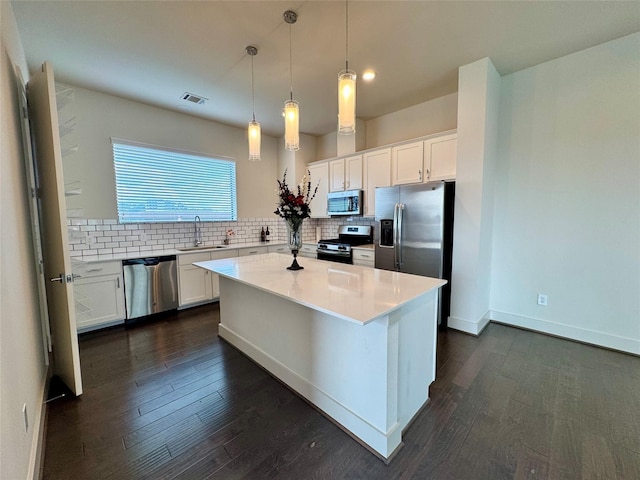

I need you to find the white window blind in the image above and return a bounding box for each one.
[112,139,237,223]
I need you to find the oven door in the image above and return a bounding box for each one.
[316,250,353,264]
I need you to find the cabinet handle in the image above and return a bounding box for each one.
[426,168,430,179]
[86,267,103,272]
[361,254,370,258]
[418,170,422,181]
[116,277,120,288]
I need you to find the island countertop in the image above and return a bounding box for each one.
[194,253,446,325]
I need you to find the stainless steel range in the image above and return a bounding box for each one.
[316,225,373,264]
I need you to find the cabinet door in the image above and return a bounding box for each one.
[308,162,329,218]
[329,158,345,192]
[178,264,213,306]
[424,133,456,181]
[74,273,125,332]
[363,148,391,217]
[345,155,363,190]
[392,141,424,185]
[299,244,317,258]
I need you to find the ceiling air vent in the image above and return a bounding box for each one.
[181,92,207,105]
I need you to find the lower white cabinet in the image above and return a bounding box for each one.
[268,244,289,254]
[178,250,237,307]
[298,243,317,258]
[238,246,268,257]
[73,260,125,332]
[352,248,375,267]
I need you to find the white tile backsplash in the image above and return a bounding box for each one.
[67,216,375,257]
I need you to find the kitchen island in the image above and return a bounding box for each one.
[194,253,446,462]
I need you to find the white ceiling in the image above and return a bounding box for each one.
[11,1,640,137]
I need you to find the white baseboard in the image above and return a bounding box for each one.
[447,312,491,336]
[489,310,640,355]
[27,370,48,480]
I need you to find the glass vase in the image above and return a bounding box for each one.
[285,217,304,270]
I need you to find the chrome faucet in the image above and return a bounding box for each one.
[194,215,203,246]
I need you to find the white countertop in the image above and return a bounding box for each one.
[73,241,285,264]
[352,244,374,251]
[195,253,446,325]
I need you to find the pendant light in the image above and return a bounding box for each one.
[338,0,356,135]
[246,45,261,161]
[283,10,299,151]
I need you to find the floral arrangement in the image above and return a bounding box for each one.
[224,228,235,245]
[274,169,318,221]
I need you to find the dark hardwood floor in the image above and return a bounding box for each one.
[43,304,640,479]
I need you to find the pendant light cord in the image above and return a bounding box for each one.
[345,0,349,71]
[289,23,294,101]
[251,53,256,122]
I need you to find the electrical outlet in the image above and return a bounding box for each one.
[537,294,548,306]
[22,403,28,432]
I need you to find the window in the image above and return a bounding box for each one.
[112,139,237,223]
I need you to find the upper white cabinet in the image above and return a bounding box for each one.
[308,162,329,218]
[329,158,345,192]
[423,133,457,181]
[345,155,363,190]
[392,141,424,185]
[390,132,457,186]
[329,155,362,192]
[363,148,391,217]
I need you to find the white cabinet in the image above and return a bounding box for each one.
[423,133,456,181]
[73,260,125,332]
[178,249,237,307]
[329,155,363,192]
[238,246,268,257]
[308,162,329,218]
[345,155,363,190]
[363,148,391,217]
[178,251,213,306]
[268,244,289,255]
[352,248,375,267]
[298,243,317,258]
[392,141,424,185]
[329,158,345,192]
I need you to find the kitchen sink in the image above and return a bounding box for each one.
[176,245,227,251]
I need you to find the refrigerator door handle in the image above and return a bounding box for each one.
[397,203,405,268]
[393,203,400,269]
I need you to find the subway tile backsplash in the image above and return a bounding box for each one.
[67,217,375,258]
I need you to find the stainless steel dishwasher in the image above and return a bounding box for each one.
[122,255,178,320]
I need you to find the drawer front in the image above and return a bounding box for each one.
[238,246,268,257]
[178,251,212,265]
[211,250,238,260]
[268,244,289,254]
[353,249,375,262]
[73,260,122,278]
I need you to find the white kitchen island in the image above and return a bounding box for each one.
[194,253,446,462]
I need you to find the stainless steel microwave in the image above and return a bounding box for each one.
[327,189,363,216]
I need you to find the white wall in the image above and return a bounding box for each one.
[62,85,279,219]
[0,3,48,479]
[365,93,458,149]
[490,33,640,354]
[449,58,501,335]
[315,94,457,161]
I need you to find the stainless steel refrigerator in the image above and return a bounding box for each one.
[374,181,455,327]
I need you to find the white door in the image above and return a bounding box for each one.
[28,62,83,395]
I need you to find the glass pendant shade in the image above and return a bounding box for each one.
[248,119,261,161]
[338,69,356,134]
[284,99,299,151]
